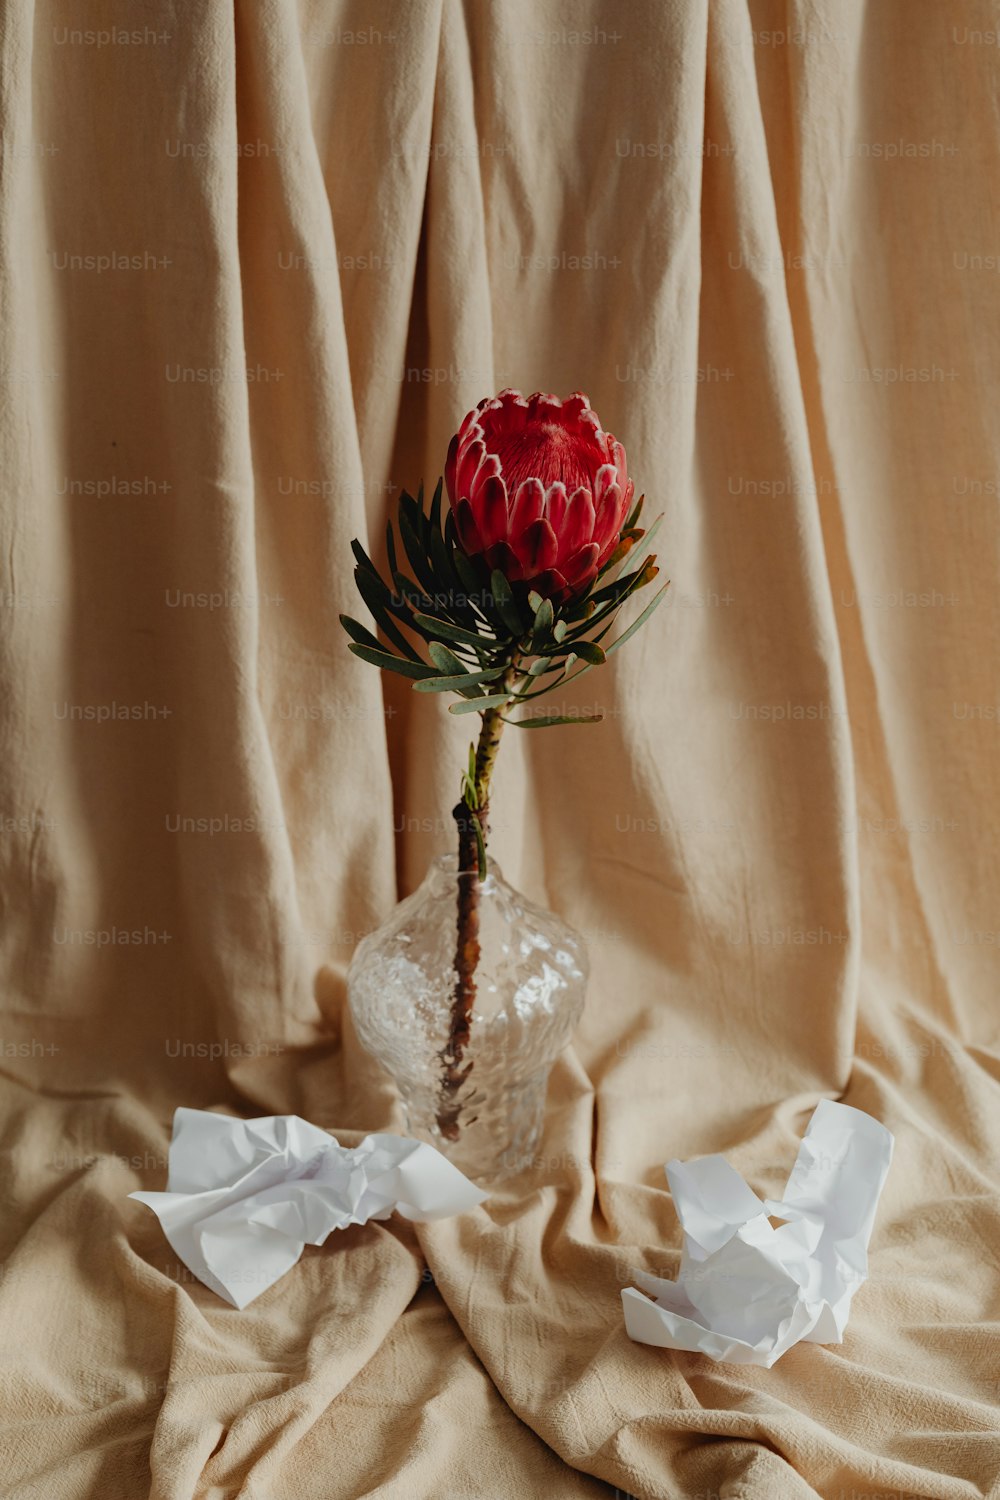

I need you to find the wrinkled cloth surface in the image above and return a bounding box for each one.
[0,1,998,1497]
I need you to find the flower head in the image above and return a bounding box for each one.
[445,389,633,601]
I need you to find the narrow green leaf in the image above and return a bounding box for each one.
[443,510,479,607]
[354,567,422,661]
[559,559,657,637]
[448,690,517,714]
[568,562,646,617]
[452,547,496,620]
[397,490,428,563]
[553,619,567,643]
[606,582,670,654]
[428,525,456,606]
[385,519,399,579]
[504,660,596,703]
[506,710,605,728]
[413,666,507,694]
[339,613,384,654]
[597,531,638,578]
[490,569,525,635]
[624,515,662,573]
[532,596,554,637]
[412,612,496,649]
[571,640,606,665]
[350,537,379,576]
[624,492,645,532]
[427,641,468,676]
[429,477,443,534]
[527,590,544,613]
[347,642,436,679]
[398,507,440,598]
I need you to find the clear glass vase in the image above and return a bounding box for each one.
[347,855,588,1183]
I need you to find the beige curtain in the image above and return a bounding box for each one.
[1,1,998,1495]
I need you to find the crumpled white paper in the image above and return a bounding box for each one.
[621,1099,893,1367]
[130,1109,487,1309]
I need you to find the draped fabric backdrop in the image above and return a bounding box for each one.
[1,1,998,1496]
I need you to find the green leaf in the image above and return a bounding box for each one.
[452,547,499,622]
[504,659,596,703]
[559,560,657,638]
[553,619,567,643]
[347,642,436,679]
[443,510,480,604]
[418,481,466,618]
[413,666,507,694]
[428,526,457,606]
[429,477,443,530]
[598,531,638,578]
[571,640,606,665]
[339,613,384,654]
[354,567,422,661]
[532,596,554,637]
[527,590,544,613]
[506,710,605,728]
[427,641,467,675]
[412,613,496,649]
[624,492,645,532]
[489,569,526,635]
[350,537,380,578]
[385,519,399,578]
[398,507,440,599]
[606,582,670,654]
[448,690,517,715]
[625,515,662,571]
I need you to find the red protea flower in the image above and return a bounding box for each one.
[444,389,633,601]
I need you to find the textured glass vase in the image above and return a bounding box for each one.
[347,855,588,1183]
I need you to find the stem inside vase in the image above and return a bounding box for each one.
[436,658,519,1138]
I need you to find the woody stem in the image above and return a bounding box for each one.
[437,659,519,1139]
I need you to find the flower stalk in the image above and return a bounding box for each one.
[437,659,518,1137]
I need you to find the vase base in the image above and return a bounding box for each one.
[403,1085,546,1186]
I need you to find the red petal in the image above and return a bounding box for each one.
[470,453,501,506]
[593,481,623,548]
[485,540,523,581]
[561,543,600,589]
[544,482,568,532]
[477,474,509,549]
[458,438,485,500]
[609,438,628,488]
[559,487,596,560]
[515,517,559,573]
[529,568,569,601]
[593,464,618,506]
[455,497,484,554]
[445,433,460,508]
[509,477,544,538]
[528,392,563,416]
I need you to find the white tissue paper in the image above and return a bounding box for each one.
[130,1108,487,1308]
[621,1099,893,1367]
